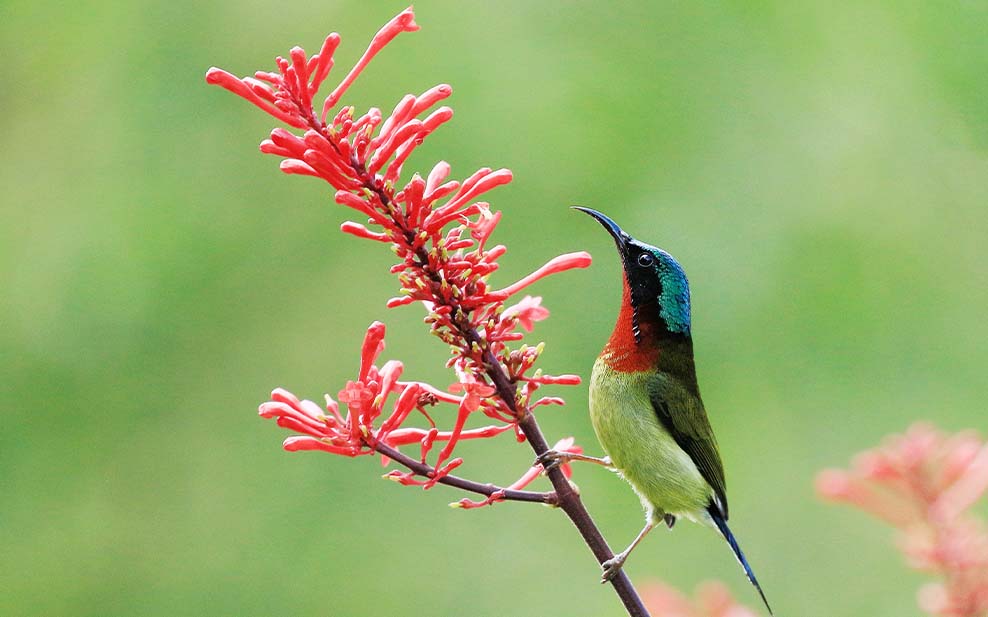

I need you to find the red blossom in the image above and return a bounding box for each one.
[484,252,593,301]
[217,6,591,509]
[256,319,572,491]
[503,295,550,333]
[817,423,988,617]
[259,322,473,461]
[448,380,497,413]
[384,424,513,447]
[207,8,589,425]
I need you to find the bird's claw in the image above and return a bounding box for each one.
[600,554,626,583]
[536,449,564,474]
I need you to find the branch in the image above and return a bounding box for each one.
[373,439,557,506]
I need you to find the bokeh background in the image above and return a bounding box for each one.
[3,1,986,615]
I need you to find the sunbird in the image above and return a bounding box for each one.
[541,207,772,614]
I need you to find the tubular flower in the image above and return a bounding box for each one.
[816,423,988,617]
[259,322,517,473]
[207,7,588,428]
[211,7,589,481]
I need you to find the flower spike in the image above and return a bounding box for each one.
[212,10,670,617]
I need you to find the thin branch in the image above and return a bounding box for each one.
[373,440,557,506]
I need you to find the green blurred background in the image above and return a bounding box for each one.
[2,1,986,615]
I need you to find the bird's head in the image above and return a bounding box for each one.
[574,207,691,338]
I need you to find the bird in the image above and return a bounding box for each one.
[539,206,772,615]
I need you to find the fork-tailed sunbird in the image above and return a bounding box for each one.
[542,207,772,614]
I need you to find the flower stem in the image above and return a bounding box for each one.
[373,440,556,506]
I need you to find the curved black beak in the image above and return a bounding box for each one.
[572,206,631,252]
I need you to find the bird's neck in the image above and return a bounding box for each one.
[602,278,697,386]
[602,281,659,371]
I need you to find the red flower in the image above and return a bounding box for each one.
[206,8,419,131]
[448,380,497,413]
[207,10,589,415]
[503,295,550,333]
[216,6,591,504]
[259,322,429,458]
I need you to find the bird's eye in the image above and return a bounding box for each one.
[637,253,654,267]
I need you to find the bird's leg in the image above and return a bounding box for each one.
[536,450,614,474]
[600,520,657,583]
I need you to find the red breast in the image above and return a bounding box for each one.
[601,277,660,372]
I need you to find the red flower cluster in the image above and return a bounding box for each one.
[209,8,589,492]
[640,580,757,617]
[258,321,516,485]
[817,423,988,616]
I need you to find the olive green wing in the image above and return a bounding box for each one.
[647,375,729,518]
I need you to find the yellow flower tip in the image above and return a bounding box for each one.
[382,473,400,482]
[449,501,463,508]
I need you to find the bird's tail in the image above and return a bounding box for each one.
[708,507,774,615]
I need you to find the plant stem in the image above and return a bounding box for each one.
[373,440,557,506]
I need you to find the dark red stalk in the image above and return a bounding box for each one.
[374,440,555,506]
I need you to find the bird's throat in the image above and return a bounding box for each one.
[602,278,661,372]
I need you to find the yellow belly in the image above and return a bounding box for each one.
[589,358,713,523]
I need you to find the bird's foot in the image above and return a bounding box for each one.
[600,553,628,583]
[536,450,613,474]
[536,449,566,474]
